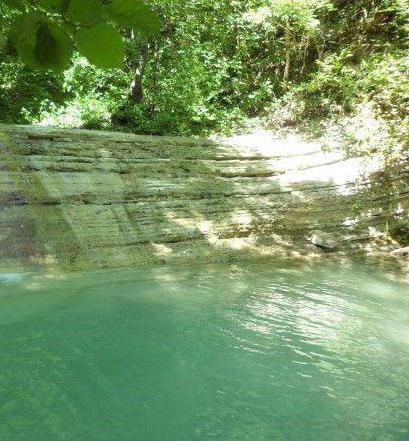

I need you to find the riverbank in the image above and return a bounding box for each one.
[1,124,408,271]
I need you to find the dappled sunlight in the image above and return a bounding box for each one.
[1,125,407,269]
[29,254,58,266]
[294,299,347,343]
[216,236,257,251]
[230,210,253,227]
[0,0,407,438]
[196,220,219,245]
[223,129,384,196]
[342,218,358,228]
[152,243,173,258]
[1,259,408,440]
[278,158,361,194]
[242,285,347,343]
[220,129,320,157]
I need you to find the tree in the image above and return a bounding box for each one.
[245,0,333,86]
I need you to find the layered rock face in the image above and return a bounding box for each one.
[0,125,408,270]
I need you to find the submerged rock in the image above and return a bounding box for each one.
[390,247,409,258]
[0,273,24,284]
[309,231,338,252]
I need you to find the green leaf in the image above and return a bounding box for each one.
[10,12,43,65]
[34,21,73,70]
[75,23,124,68]
[105,0,160,34]
[17,12,43,45]
[65,0,104,26]
[39,0,70,14]
[1,0,26,10]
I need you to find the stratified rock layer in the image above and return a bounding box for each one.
[0,125,408,270]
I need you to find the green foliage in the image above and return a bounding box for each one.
[248,0,332,31]
[66,0,102,25]
[0,57,65,123]
[1,0,159,70]
[33,55,130,128]
[0,0,408,142]
[284,49,409,155]
[297,50,359,116]
[360,52,409,123]
[75,23,124,69]
[390,217,409,245]
[106,0,160,33]
[34,21,73,69]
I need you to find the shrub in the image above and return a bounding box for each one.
[0,56,65,123]
[390,217,409,246]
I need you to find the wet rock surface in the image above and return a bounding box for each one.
[309,231,338,252]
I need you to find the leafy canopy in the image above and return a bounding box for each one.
[244,0,333,31]
[1,0,160,70]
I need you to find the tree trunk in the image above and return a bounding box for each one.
[130,69,143,103]
[300,35,309,78]
[130,44,149,103]
[283,21,291,87]
[147,41,159,113]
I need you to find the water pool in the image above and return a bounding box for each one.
[0,261,408,440]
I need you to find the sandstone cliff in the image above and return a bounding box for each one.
[0,125,408,270]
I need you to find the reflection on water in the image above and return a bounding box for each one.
[0,260,408,440]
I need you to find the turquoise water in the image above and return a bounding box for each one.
[0,261,409,440]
